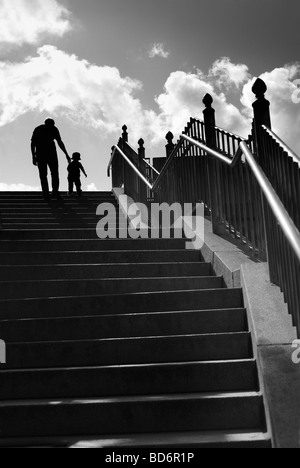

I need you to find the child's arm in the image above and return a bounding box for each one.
[80,164,88,178]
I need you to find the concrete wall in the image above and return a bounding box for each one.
[199,218,299,449]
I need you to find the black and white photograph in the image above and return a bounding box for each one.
[0,0,299,451]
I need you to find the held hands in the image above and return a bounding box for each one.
[32,156,38,167]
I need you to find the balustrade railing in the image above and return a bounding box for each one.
[108,78,300,336]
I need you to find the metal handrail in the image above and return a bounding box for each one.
[143,158,160,175]
[108,132,300,263]
[109,145,153,190]
[107,146,117,177]
[182,134,300,263]
[151,138,184,191]
[262,126,300,165]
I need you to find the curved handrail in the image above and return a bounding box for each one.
[182,134,300,263]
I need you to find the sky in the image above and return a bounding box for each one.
[0,0,300,192]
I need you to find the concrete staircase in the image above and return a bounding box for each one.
[0,192,271,448]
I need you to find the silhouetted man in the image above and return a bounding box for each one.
[31,118,70,200]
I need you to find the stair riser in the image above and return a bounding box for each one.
[3,333,252,369]
[0,289,244,320]
[0,263,211,281]
[0,309,248,343]
[0,277,223,300]
[0,396,265,438]
[0,239,187,251]
[0,250,201,266]
[0,361,258,400]
[0,230,186,241]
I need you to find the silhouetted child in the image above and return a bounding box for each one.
[68,153,87,196]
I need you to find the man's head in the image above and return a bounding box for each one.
[45,118,55,127]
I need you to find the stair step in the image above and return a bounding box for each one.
[0,250,201,266]
[0,276,223,300]
[0,308,248,343]
[0,288,244,319]
[0,238,188,250]
[0,430,272,448]
[0,262,211,281]
[0,192,113,197]
[0,360,258,400]
[0,392,265,438]
[3,332,252,369]
[0,190,268,446]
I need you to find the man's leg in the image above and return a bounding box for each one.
[37,159,50,198]
[48,154,60,195]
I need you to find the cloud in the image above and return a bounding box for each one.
[0,183,39,191]
[86,183,98,192]
[152,70,251,141]
[0,45,144,138]
[209,57,250,89]
[0,0,71,49]
[149,43,170,59]
[0,47,299,157]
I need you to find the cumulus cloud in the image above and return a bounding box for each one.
[86,183,98,192]
[152,70,251,140]
[209,57,250,89]
[0,0,71,48]
[0,183,39,191]
[149,43,170,59]
[0,45,145,138]
[0,47,299,156]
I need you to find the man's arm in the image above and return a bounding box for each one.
[56,138,71,163]
[55,129,70,162]
[31,136,37,166]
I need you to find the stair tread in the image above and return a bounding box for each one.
[0,430,271,448]
[7,330,250,345]
[0,358,256,373]
[0,391,262,407]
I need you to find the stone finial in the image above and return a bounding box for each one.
[252,77,271,135]
[138,138,145,148]
[165,131,175,159]
[252,78,267,99]
[165,131,174,144]
[203,93,214,108]
[122,125,128,142]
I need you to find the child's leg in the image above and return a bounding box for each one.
[68,177,74,194]
[75,178,82,196]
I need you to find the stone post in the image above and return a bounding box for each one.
[203,94,222,235]
[165,132,175,159]
[252,78,271,158]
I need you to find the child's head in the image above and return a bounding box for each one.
[72,152,81,161]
